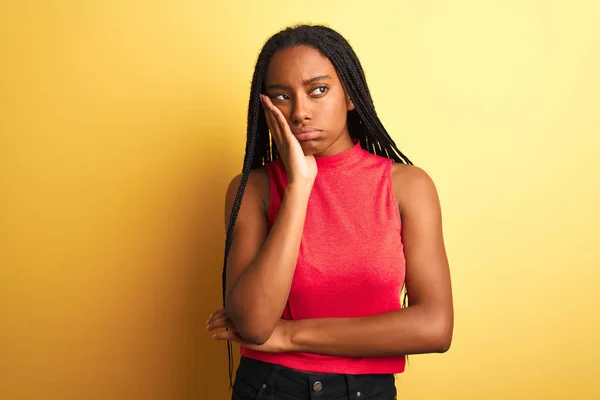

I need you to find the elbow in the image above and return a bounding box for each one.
[428,312,453,353]
[225,303,275,346]
[434,333,452,353]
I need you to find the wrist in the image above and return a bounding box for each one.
[284,185,313,204]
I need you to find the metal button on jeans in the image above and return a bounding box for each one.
[313,381,323,392]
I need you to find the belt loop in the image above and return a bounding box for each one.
[263,364,282,395]
[345,374,353,395]
[346,374,361,400]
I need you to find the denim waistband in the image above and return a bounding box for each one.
[234,356,396,400]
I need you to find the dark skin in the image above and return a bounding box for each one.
[208,45,453,358]
[264,44,356,157]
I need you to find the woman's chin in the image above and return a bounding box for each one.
[299,139,322,156]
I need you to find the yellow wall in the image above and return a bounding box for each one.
[2,1,599,399]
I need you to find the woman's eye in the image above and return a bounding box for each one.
[274,94,290,101]
[312,87,328,95]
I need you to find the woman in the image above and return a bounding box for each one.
[207,24,454,400]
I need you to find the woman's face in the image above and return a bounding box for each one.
[263,45,355,157]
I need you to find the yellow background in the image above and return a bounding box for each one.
[2,1,599,399]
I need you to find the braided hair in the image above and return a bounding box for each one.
[222,24,413,388]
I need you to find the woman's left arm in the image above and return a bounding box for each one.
[209,165,453,357]
[287,165,453,357]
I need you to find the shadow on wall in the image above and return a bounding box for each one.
[111,110,246,398]
[162,128,243,399]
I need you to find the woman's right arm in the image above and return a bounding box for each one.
[223,170,313,345]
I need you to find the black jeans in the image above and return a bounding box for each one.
[232,356,397,400]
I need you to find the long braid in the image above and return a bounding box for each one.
[222,24,413,389]
[221,103,258,388]
[220,49,271,389]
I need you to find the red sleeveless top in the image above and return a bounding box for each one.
[241,140,406,374]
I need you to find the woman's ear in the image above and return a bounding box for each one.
[347,97,355,111]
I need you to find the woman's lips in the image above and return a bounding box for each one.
[293,130,320,141]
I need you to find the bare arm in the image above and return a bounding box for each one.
[223,94,320,345]
[284,165,454,356]
[224,171,313,345]
[211,165,453,355]
[287,166,453,356]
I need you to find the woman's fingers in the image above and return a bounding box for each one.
[258,94,317,184]
[261,95,286,148]
[206,308,226,325]
[207,315,235,331]
[260,95,274,133]
[212,330,248,345]
[267,99,295,143]
[266,107,281,143]
[209,307,225,317]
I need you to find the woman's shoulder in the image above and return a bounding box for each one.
[391,163,439,211]
[227,166,269,191]
[391,163,432,184]
[225,166,270,214]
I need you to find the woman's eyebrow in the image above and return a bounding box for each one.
[302,74,332,85]
[266,75,333,91]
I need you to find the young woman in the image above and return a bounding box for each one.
[207,24,454,400]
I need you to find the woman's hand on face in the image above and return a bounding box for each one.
[260,94,317,187]
[206,307,294,353]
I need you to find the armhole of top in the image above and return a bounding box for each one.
[387,159,403,231]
